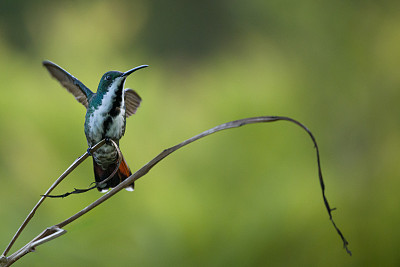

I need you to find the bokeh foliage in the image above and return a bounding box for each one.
[1,0,400,266]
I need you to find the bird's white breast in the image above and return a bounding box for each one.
[87,79,126,144]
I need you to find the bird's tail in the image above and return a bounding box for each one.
[93,154,134,192]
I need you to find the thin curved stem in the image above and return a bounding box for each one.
[2,139,106,257]
[1,115,351,267]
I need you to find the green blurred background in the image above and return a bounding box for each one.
[0,0,399,266]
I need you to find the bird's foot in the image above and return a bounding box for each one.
[87,147,93,156]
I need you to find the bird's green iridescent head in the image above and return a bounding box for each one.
[97,65,149,94]
[97,71,124,93]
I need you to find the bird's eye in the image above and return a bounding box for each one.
[105,75,111,80]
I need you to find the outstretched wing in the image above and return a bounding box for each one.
[43,60,94,108]
[124,89,141,117]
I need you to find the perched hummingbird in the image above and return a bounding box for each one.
[43,60,148,192]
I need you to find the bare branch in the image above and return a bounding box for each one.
[2,139,106,257]
[2,227,66,267]
[1,115,351,266]
[44,139,122,198]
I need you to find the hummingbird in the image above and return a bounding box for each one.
[43,60,148,192]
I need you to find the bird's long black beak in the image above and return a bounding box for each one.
[122,65,149,77]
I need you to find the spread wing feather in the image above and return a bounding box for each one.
[124,89,141,117]
[43,60,94,108]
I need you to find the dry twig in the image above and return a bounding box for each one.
[0,115,351,267]
[44,139,123,198]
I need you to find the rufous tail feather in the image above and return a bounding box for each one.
[93,154,134,192]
